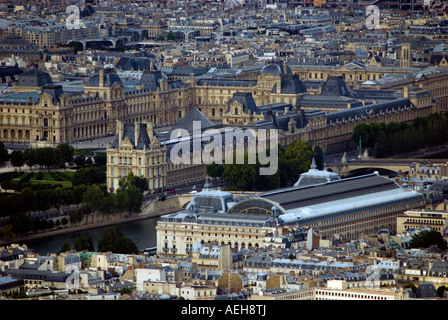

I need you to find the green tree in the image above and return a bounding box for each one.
[36,148,59,169]
[82,184,106,224]
[0,224,15,241]
[98,225,124,252]
[74,154,85,167]
[113,237,139,254]
[61,217,69,226]
[222,152,256,191]
[69,209,84,225]
[116,189,130,218]
[23,148,38,170]
[284,139,313,181]
[167,31,175,41]
[206,162,224,179]
[74,236,94,251]
[93,152,107,166]
[72,167,106,186]
[56,144,75,168]
[352,123,375,149]
[0,142,8,167]
[102,192,118,220]
[9,212,32,234]
[437,286,446,298]
[126,172,149,193]
[126,185,143,215]
[59,242,71,253]
[313,145,325,170]
[20,187,37,213]
[10,150,25,170]
[410,230,447,250]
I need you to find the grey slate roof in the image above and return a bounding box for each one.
[110,122,154,150]
[197,78,257,87]
[139,70,164,91]
[16,68,52,87]
[260,63,292,76]
[326,98,414,124]
[416,282,438,298]
[261,173,418,211]
[115,57,154,71]
[280,77,308,94]
[4,269,70,283]
[169,107,217,133]
[226,92,258,115]
[86,70,123,87]
[320,76,356,97]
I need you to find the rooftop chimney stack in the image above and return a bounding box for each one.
[99,69,104,88]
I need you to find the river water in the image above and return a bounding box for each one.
[25,217,159,255]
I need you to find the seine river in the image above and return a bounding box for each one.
[25,217,159,255]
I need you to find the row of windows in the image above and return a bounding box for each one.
[164,224,261,233]
[315,290,390,300]
[110,156,164,166]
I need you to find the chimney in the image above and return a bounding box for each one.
[116,120,123,142]
[134,123,140,147]
[99,69,104,88]
[143,120,153,139]
[403,85,409,98]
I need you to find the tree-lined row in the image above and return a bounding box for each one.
[0,172,146,239]
[351,113,448,158]
[3,143,106,170]
[59,224,139,255]
[206,140,324,191]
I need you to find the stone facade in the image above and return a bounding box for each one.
[0,62,444,157]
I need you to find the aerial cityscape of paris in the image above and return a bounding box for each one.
[1,0,448,310]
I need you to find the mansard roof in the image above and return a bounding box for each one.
[326,98,414,124]
[16,68,52,87]
[320,76,357,97]
[169,107,216,133]
[86,70,123,87]
[226,92,258,115]
[110,122,155,150]
[260,63,292,76]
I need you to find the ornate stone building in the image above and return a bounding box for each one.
[106,120,167,192]
[0,62,444,157]
[155,187,282,256]
[156,172,427,256]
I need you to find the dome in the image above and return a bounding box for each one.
[86,70,123,87]
[281,78,307,94]
[260,63,292,76]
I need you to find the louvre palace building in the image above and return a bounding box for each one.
[0,60,443,156]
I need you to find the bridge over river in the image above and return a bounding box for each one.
[326,157,446,178]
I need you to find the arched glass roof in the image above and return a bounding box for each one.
[227,198,285,216]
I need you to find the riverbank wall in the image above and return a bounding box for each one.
[0,195,187,247]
